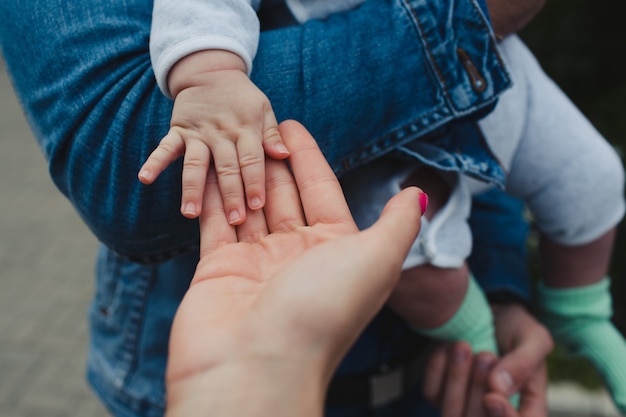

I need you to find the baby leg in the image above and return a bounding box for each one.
[535,232,626,413]
[392,165,497,355]
[536,274,626,413]
[341,159,497,355]
[503,45,626,411]
[388,262,498,355]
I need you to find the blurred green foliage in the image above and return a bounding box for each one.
[547,346,604,390]
[519,1,626,388]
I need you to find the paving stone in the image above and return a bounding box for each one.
[0,63,108,417]
[549,383,621,417]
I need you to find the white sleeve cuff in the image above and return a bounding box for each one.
[152,37,255,99]
[150,0,259,98]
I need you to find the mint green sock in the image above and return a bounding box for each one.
[537,277,626,414]
[414,276,522,408]
[414,274,498,355]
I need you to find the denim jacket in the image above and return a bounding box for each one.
[1,0,508,263]
[0,0,515,416]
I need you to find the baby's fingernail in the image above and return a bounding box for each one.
[275,143,289,155]
[228,210,242,224]
[138,169,151,181]
[182,202,197,216]
[494,370,514,393]
[249,197,263,210]
[419,192,429,215]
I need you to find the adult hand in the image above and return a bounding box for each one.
[165,120,425,417]
[422,303,553,417]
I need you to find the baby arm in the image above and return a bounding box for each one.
[139,49,289,223]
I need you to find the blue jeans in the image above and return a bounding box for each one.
[0,0,521,416]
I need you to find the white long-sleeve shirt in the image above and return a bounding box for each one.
[150,0,364,97]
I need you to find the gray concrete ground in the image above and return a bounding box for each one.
[0,61,621,417]
[0,62,108,416]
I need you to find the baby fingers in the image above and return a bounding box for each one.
[138,129,186,184]
[261,108,289,160]
[237,130,267,211]
[180,139,211,218]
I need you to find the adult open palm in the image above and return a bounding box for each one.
[166,121,424,397]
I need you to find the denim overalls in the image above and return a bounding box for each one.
[0,0,528,416]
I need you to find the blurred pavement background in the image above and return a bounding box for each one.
[0,59,108,417]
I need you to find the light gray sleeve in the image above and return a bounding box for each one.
[150,0,261,98]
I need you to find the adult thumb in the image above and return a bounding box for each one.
[363,186,424,269]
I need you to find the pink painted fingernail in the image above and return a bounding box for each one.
[419,192,429,215]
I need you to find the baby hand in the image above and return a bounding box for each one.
[139,68,289,224]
